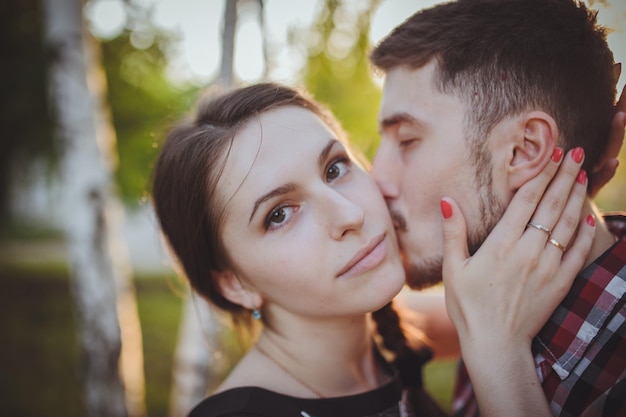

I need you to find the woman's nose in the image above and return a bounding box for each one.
[326,191,365,240]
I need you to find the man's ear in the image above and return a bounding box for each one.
[212,269,262,310]
[507,111,558,190]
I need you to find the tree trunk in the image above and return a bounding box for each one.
[219,0,238,87]
[169,291,230,417]
[257,0,271,79]
[86,29,147,417]
[42,0,145,416]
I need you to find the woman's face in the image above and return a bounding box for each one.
[217,105,405,319]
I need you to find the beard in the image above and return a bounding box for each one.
[404,256,445,290]
[402,170,506,291]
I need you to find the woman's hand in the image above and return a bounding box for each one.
[442,147,594,346]
[441,147,595,417]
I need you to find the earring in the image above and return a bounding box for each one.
[252,309,262,320]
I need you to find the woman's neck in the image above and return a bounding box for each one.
[254,313,389,398]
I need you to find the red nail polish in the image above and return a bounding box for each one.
[572,147,584,163]
[441,200,453,219]
[576,169,587,184]
[552,147,563,162]
[586,214,595,227]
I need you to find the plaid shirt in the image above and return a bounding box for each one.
[452,214,626,417]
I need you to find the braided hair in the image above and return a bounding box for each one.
[372,302,448,416]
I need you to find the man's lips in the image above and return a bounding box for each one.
[337,233,387,279]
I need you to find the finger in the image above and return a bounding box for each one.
[589,158,619,198]
[603,81,626,171]
[525,217,596,328]
[525,148,585,241]
[594,110,625,174]
[545,169,588,255]
[554,214,596,294]
[617,83,626,113]
[440,198,470,278]
[492,147,562,237]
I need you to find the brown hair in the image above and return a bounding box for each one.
[151,83,435,396]
[371,0,616,176]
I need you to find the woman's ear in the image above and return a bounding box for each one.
[212,269,262,310]
[507,111,559,190]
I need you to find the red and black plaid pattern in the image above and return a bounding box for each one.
[452,215,626,417]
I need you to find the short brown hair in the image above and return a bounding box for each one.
[371,0,616,173]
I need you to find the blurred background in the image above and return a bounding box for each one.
[1,1,624,416]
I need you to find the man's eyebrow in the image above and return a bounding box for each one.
[380,112,421,130]
[318,139,339,170]
[248,139,338,224]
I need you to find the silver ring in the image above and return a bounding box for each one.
[547,237,566,252]
[527,222,552,236]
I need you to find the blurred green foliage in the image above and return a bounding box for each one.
[298,0,383,160]
[100,26,199,206]
[424,360,456,410]
[595,144,626,212]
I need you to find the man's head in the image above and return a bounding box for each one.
[370,0,616,289]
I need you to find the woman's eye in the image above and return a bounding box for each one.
[326,158,349,181]
[327,164,340,180]
[264,205,295,230]
[269,208,286,224]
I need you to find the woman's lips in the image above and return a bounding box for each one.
[337,234,387,279]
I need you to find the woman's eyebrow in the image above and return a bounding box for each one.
[249,183,296,224]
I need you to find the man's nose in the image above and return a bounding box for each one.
[371,150,400,200]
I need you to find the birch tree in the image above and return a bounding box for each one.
[218,0,238,88]
[168,291,230,417]
[42,0,145,416]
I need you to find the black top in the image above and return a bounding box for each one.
[189,345,447,417]
[188,374,413,417]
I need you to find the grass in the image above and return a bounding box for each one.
[135,275,186,417]
[0,264,186,417]
[0,262,455,416]
[0,265,85,417]
[424,359,456,410]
